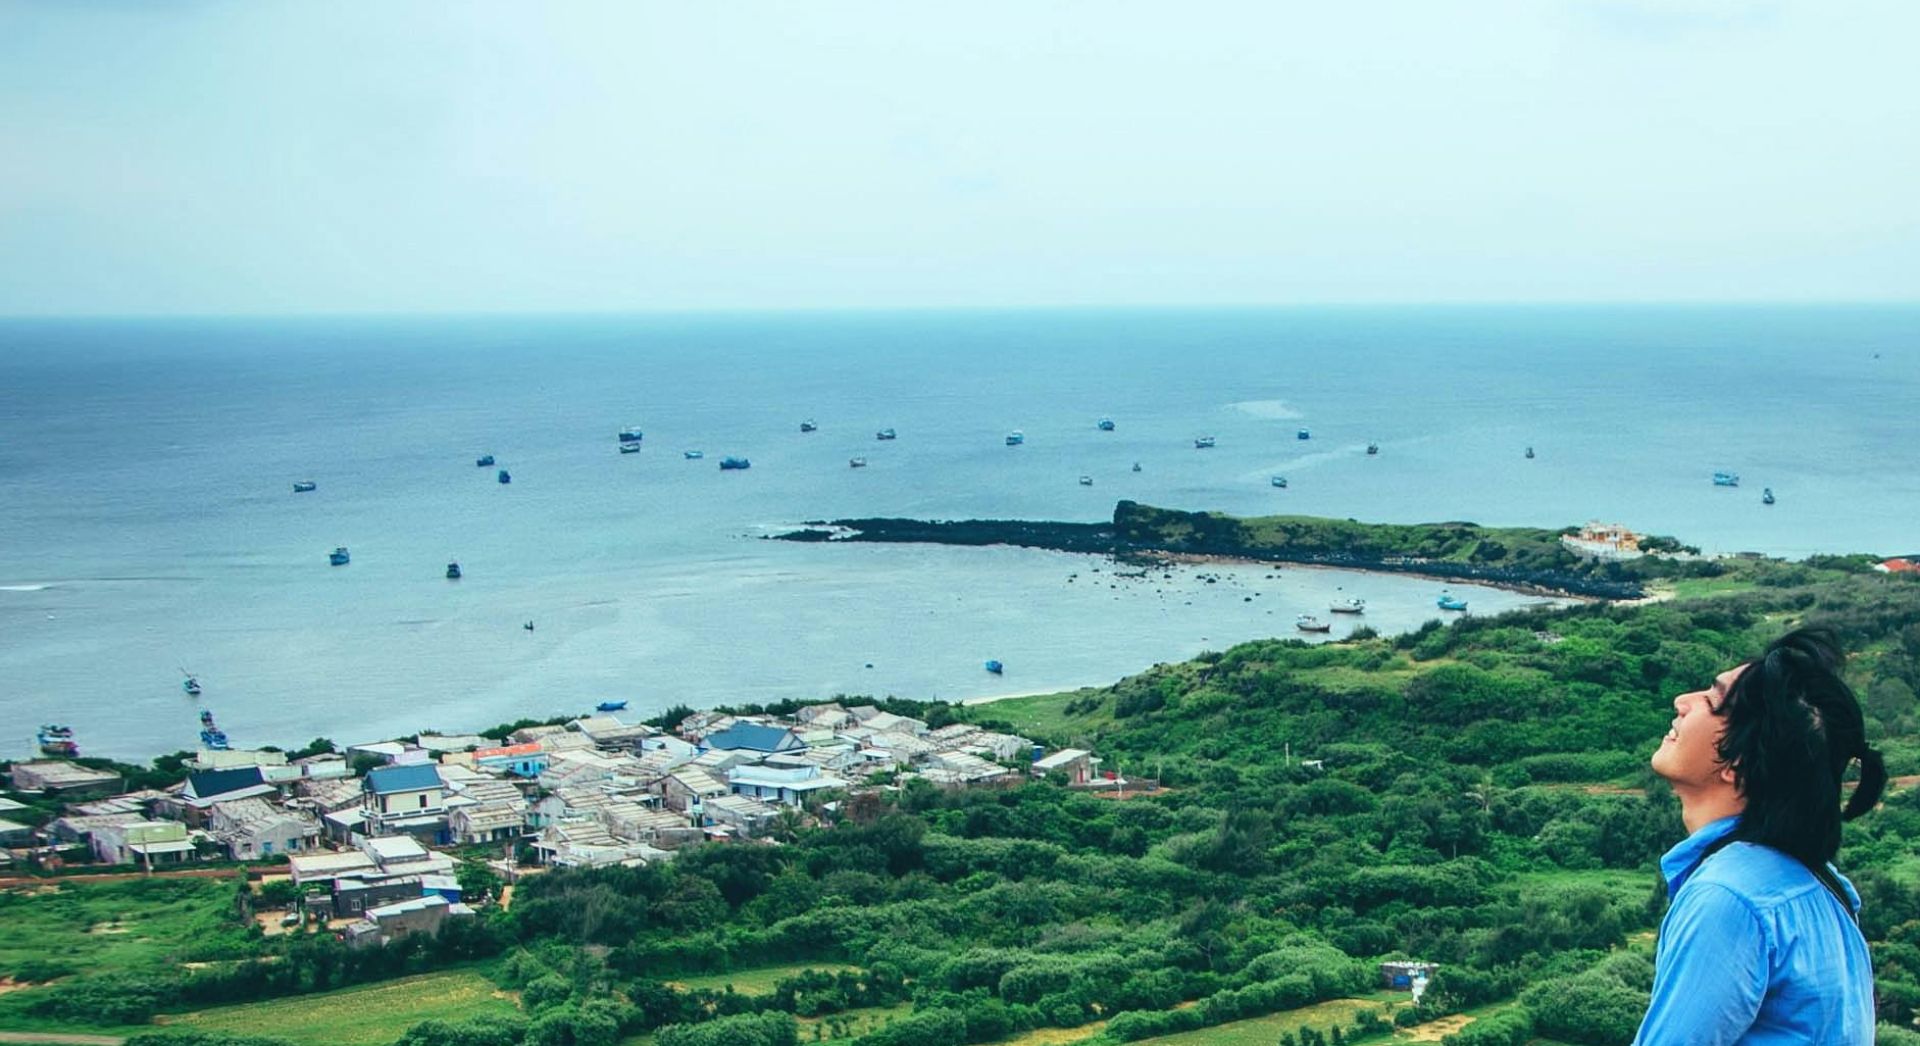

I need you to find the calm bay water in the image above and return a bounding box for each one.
[1,306,1915,759]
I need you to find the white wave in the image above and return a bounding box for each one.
[1228,399,1303,420]
[0,584,51,592]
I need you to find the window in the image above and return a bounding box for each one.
[419,794,428,808]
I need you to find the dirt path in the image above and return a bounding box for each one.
[0,1033,126,1045]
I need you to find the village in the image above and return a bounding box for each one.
[0,703,1117,951]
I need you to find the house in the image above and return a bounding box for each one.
[656,768,730,813]
[8,761,122,796]
[170,767,277,823]
[415,733,499,754]
[702,723,805,755]
[921,751,1018,786]
[963,732,1034,762]
[532,821,670,868]
[1877,558,1920,574]
[508,725,570,745]
[570,716,655,750]
[90,820,198,866]
[330,875,428,917]
[0,818,35,846]
[446,779,529,845]
[364,764,447,820]
[702,794,783,837]
[343,894,472,949]
[289,849,381,888]
[190,748,289,772]
[1032,749,1096,784]
[859,711,927,736]
[727,764,847,807]
[473,743,548,778]
[209,797,320,860]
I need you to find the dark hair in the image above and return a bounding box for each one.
[1716,626,1887,867]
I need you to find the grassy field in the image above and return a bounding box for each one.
[1126,997,1397,1046]
[667,962,860,995]
[155,968,517,1046]
[0,877,256,979]
[965,689,1104,741]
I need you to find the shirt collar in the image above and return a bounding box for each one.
[1660,814,1741,898]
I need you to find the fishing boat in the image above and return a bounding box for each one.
[1006,431,1025,446]
[1295,614,1332,633]
[619,442,641,454]
[849,457,868,468]
[1366,442,1379,456]
[1297,428,1311,440]
[446,562,461,580]
[595,700,628,712]
[1525,446,1535,459]
[476,454,495,467]
[1097,418,1116,431]
[800,420,817,433]
[1194,436,1216,449]
[329,547,350,566]
[1271,476,1288,488]
[1079,475,1094,486]
[292,481,316,493]
[984,660,1004,674]
[875,428,897,441]
[524,621,535,632]
[199,710,230,751]
[498,469,511,484]
[618,427,644,443]
[1330,597,1366,614]
[719,456,751,470]
[1763,488,1776,505]
[1437,593,1469,611]
[37,725,79,757]
[182,671,202,696]
[684,450,704,460]
[1132,462,1142,472]
[1713,471,1740,487]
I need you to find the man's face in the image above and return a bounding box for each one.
[1651,663,1746,790]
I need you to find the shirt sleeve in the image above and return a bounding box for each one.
[1634,883,1769,1046]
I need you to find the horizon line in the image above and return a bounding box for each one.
[3,297,1918,322]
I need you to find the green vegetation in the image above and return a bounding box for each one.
[6,520,1920,1046]
[159,968,519,1046]
[0,876,259,981]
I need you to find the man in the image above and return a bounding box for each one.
[1634,627,1888,1045]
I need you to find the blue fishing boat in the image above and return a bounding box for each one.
[596,700,628,712]
[1271,476,1288,488]
[446,562,461,580]
[619,442,641,454]
[37,725,78,757]
[684,450,704,459]
[292,481,316,493]
[1194,436,1216,449]
[1006,431,1024,446]
[1366,442,1379,456]
[1079,475,1093,486]
[800,419,818,433]
[984,660,1003,675]
[1525,446,1535,459]
[1763,487,1775,505]
[476,454,495,467]
[182,671,202,696]
[618,426,644,443]
[719,456,751,470]
[1437,593,1469,611]
[329,547,350,566]
[1713,471,1740,487]
[876,428,897,441]
[849,457,868,468]
[199,710,230,751]
[1297,428,1311,440]
[1097,418,1116,431]
[498,469,511,484]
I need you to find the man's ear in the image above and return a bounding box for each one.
[1719,763,1739,788]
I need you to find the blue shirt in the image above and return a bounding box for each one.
[1633,815,1874,1046]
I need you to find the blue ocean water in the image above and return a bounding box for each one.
[1,306,1915,759]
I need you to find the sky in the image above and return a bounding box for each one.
[0,1,1916,315]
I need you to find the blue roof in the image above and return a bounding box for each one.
[186,767,266,799]
[705,724,799,753]
[364,764,444,795]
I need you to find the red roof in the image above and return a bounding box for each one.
[1882,558,1919,574]
[474,742,543,760]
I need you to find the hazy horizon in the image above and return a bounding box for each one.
[4,1,1918,316]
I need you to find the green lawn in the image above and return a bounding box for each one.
[155,968,518,1046]
[966,688,1109,741]
[1127,997,1397,1046]
[668,962,860,996]
[620,1001,912,1046]
[0,877,258,979]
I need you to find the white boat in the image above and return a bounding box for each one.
[848,457,868,468]
[1295,614,1332,633]
[1330,597,1366,614]
[1006,431,1025,446]
[1194,436,1216,449]
[1078,475,1093,486]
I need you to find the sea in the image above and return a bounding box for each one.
[1,305,1915,761]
